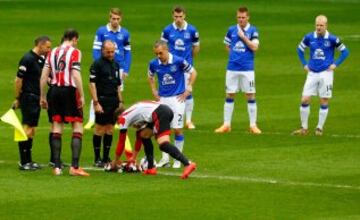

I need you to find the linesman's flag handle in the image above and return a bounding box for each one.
[0,109,28,142]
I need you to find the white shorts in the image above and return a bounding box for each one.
[302,70,333,98]
[160,96,185,129]
[226,70,256,94]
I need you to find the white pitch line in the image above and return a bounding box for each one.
[188,129,360,139]
[1,161,358,191]
[158,171,360,191]
[80,166,360,191]
[0,125,359,139]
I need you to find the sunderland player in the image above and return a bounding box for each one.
[215,6,261,134]
[110,101,197,179]
[89,40,123,167]
[292,15,349,136]
[40,29,89,176]
[13,36,51,170]
[161,6,200,129]
[85,7,132,129]
[148,40,197,168]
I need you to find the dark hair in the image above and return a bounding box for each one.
[62,28,79,41]
[173,5,185,14]
[34,35,51,46]
[238,6,249,14]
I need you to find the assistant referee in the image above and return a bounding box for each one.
[13,36,51,170]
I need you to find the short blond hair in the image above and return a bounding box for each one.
[109,8,122,17]
[316,15,327,24]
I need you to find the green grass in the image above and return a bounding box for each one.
[0,0,359,219]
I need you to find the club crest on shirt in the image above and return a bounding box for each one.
[117,34,123,40]
[170,65,177,72]
[324,40,331,47]
[184,32,190,39]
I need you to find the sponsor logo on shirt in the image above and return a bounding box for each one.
[313,49,325,60]
[162,73,176,85]
[175,39,185,51]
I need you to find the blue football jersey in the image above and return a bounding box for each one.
[224,23,259,71]
[92,25,132,73]
[297,31,347,72]
[148,53,193,97]
[161,22,199,65]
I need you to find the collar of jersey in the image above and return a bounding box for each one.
[313,30,329,39]
[107,24,121,33]
[237,23,250,32]
[172,21,188,31]
[158,53,174,65]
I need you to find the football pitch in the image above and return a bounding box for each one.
[0,0,359,219]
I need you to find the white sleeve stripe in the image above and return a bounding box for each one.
[160,37,168,42]
[298,46,305,51]
[337,44,346,51]
[300,42,307,48]
[124,45,131,50]
[251,39,259,45]
[148,70,154,77]
[93,42,102,46]
[224,40,230,45]
[93,46,101,49]
[185,67,194,74]
[192,42,200,46]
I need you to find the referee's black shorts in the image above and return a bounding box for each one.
[50,86,83,123]
[95,95,119,125]
[151,104,174,138]
[20,92,40,127]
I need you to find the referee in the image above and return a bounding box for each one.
[89,40,124,167]
[13,36,51,170]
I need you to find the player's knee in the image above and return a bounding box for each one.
[301,96,311,104]
[226,93,236,99]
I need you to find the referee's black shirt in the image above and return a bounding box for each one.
[17,50,45,96]
[90,57,121,97]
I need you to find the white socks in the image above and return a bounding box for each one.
[317,105,329,130]
[224,99,234,127]
[300,104,310,129]
[185,98,194,123]
[247,100,257,127]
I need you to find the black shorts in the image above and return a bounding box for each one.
[20,93,40,127]
[46,86,54,123]
[50,86,83,123]
[151,104,174,138]
[95,96,119,125]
